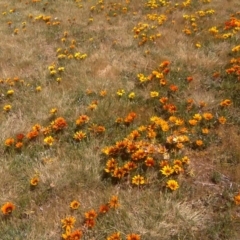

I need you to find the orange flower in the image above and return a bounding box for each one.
[61,216,76,229]
[218,116,227,124]
[145,157,155,167]
[26,130,39,140]
[51,117,67,131]
[169,84,178,92]
[126,233,141,240]
[85,209,97,219]
[220,99,232,107]
[70,200,80,210]
[107,232,121,240]
[202,112,213,120]
[186,76,193,82]
[84,218,95,228]
[5,138,14,147]
[76,115,89,126]
[99,204,109,214]
[73,131,86,141]
[16,133,24,141]
[108,195,120,209]
[124,112,137,125]
[70,229,83,240]
[30,176,39,186]
[234,193,240,205]
[1,202,15,215]
[195,140,203,146]
[15,142,23,149]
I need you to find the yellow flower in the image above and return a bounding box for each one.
[61,216,76,229]
[160,165,174,177]
[70,200,80,210]
[3,105,12,112]
[128,92,135,99]
[117,89,125,96]
[132,175,145,185]
[166,179,179,190]
[7,90,14,95]
[50,108,57,114]
[36,86,42,92]
[44,136,54,146]
[150,91,159,98]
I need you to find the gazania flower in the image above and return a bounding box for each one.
[150,91,159,98]
[218,116,226,124]
[126,233,141,240]
[100,90,107,97]
[70,229,83,239]
[84,218,95,228]
[26,130,39,140]
[202,128,209,134]
[107,232,121,240]
[132,175,145,185]
[15,142,23,149]
[73,131,86,141]
[16,133,24,141]
[3,104,12,112]
[195,140,203,146]
[85,209,97,219]
[35,86,42,92]
[51,117,67,131]
[166,179,179,190]
[1,202,15,215]
[169,84,178,92]
[234,193,240,205]
[108,195,120,209]
[99,204,109,214]
[145,157,155,167]
[186,76,193,82]
[44,136,54,146]
[160,165,174,177]
[220,99,232,107]
[202,112,213,120]
[117,89,125,96]
[7,89,14,95]
[70,200,80,210]
[128,92,135,99]
[50,108,58,114]
[30,176,39,186]
[61,216,76,229]
[5,138,14,147]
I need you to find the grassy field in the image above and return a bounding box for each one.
[0,0,240,239]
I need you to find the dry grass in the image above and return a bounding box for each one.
[0,0,240,239]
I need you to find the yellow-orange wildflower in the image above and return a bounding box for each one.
[1,202,15,215]
[132,175,145,185]
[70,200,80,210]
[166,179,179,190]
